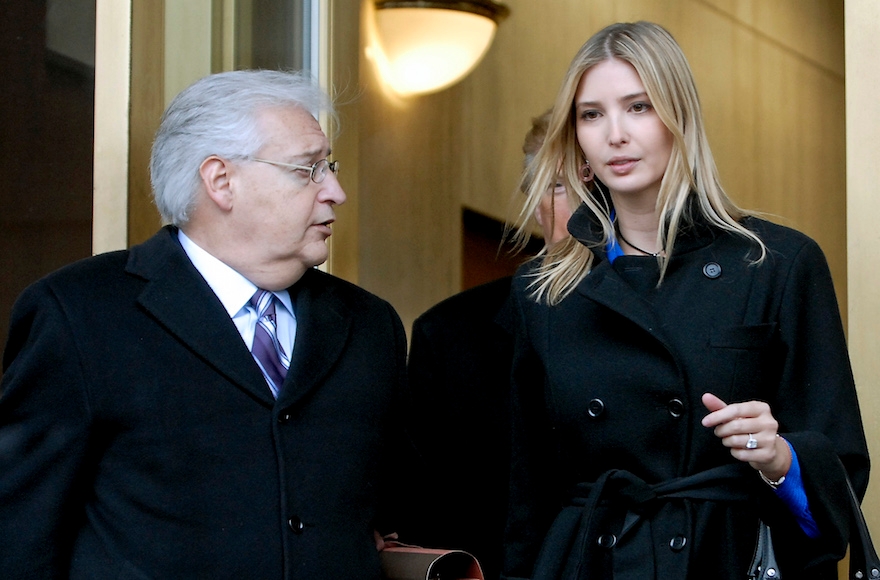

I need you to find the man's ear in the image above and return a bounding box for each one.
[199,156,234,212]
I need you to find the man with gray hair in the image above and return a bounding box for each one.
[0,70,407,579]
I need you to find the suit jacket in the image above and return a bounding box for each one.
[0,226,408,579]
[404,276,515,580]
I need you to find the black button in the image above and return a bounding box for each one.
[669,535,687,551]
[597,533,617,548]
[288,516,304,534]
[587,398,605,418]
[702,262,722,279]
[667,398,685,418]
[279,412,292,423]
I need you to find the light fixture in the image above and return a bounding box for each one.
[372,0,510,97]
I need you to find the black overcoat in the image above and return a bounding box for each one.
[404,276,515,579]
[503,206,870,580]
[0,226,408,579]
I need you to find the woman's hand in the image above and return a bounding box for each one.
[701,393,791,481]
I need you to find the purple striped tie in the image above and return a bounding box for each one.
[249,289,289,398]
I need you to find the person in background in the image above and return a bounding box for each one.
[0,69,408,579]
[503,21,869,580]
[404,108,576,579]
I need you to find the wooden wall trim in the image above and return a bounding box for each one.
[128,0,165,246]
[846,0,880,540]
[93,0,132,253]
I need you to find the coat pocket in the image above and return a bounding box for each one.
[709,323,776,350]
[709,323,779,400]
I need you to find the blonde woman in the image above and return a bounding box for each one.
[504,21,868,579]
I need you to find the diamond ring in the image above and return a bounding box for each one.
[746,434,758,449]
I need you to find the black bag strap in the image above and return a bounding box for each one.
[747,458,879,580]
[748,520,781,580]
[843,468,880,580]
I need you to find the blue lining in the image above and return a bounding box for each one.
[773,440,820,538]
[606,209,623,263]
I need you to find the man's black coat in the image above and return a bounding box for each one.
[0,226,408,579]
[405,276,515,579]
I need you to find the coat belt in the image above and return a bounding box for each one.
[531,463,754,580]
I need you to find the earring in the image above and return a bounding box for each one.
[580,161,594,183]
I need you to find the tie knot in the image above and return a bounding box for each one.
[250,289,276,319]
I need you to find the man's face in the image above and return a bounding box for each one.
[535,177,574,246]
[229,105,346,284]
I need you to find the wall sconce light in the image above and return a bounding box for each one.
[372,0,510,97]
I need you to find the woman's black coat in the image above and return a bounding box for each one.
[503,205,870,580]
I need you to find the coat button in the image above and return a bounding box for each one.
[288,516,304,534]
[587,398,605,418]
[702,262,722,279]
[669,535,687,551]
[667,398,685,418]
[597,533,617,548]
[279,412,292,423]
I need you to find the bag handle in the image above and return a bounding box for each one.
[748,520,781,580]
[842,467,880,580]
[748,458,878,580]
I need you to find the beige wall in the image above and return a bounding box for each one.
[109,1,849,340]
[846,0,880,543]
[340,0,848,334]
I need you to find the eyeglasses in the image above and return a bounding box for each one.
[249,157,339,184]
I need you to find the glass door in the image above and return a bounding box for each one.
[0,0,96,367]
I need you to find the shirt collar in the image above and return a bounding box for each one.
[177,230,293,318]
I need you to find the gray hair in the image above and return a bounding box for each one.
[150,69,335,226]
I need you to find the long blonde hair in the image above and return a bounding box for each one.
[514,21,766,305]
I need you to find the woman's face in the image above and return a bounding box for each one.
[573,58,673,204]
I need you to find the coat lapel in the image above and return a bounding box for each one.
[574,259,683,361]
[566,199,715,353]
[577,262,660,332]
[278,268,352,408]
[126,227,275,405]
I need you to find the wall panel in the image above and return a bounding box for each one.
[344,0,851,422]
[846,0,880,543]
[446,0,848,322]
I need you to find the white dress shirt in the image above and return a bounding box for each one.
[177,230,296,357]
